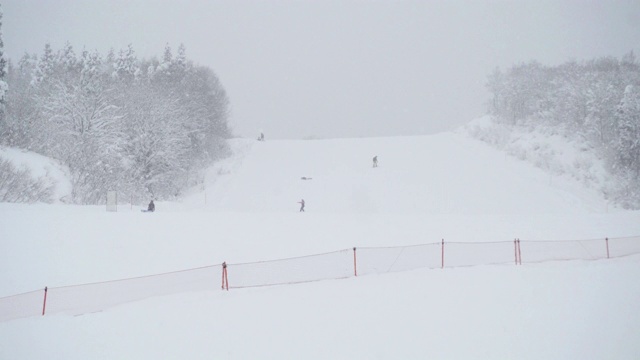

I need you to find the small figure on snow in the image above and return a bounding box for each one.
[372,155,378,168]
[258,132,265,141]
[298,199,305,212]
[147,200,155,212]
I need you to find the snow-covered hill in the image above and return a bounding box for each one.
[0,146,72,202]
[185,131,610,214]
[1,132,639,359]
[462,116,613,204]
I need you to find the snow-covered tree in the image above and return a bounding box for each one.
[0,5,8,141]
[175,43,187,74]
[121,84,191,199]
[486,54,640,208]
[2,41,231,204]
[0,158,54,203]
[113,44,138,82]
[614,86,640,167]
[610,85,640,208]
[57,42,78,74]
[33,43,55,84]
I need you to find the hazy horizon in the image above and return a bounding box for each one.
[3,0,639,139]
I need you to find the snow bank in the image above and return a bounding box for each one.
[461,116,611,204]
[0,147,72,202]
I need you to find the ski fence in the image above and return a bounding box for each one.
[1,235,639,322]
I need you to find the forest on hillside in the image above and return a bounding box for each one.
[0,40,230,204]
[486,53,640,208]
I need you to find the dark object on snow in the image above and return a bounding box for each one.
[298,199,305,212]
[301,177,313,180]
[373,156,378,168]
[147,200,155,212]
[258,132,265,141]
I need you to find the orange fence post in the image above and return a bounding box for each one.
[42,287,48,316]
[353,247,357,277]
[441,239,445,269]
[224,266,229,290]
[221,262,229,291]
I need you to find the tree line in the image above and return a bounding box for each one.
[0,41,231,204]
[486,52,640,208]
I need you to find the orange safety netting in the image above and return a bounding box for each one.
[1,236,638,322]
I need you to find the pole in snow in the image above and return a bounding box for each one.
[221,262,229,291]
[353,247,357,277]
[42,287,48,316]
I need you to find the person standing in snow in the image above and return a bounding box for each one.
[373,155,378,168]
[147,200,155,212]
[298,199,305,212]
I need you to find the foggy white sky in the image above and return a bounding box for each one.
[3,0,640,139]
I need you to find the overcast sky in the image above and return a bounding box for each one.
[3,0,640,139]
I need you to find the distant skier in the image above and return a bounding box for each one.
[258,132,265,141]
[147,200,155,212]
[373,156,378,168]
[298,199,305,212]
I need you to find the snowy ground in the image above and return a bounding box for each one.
[1,131,639,359]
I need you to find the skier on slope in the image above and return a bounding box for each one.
[298,199,305,212]
[373,155,378,168]
[147,200,155,212]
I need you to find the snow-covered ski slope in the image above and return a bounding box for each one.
[1,132,640,359]
[187,132,608,214]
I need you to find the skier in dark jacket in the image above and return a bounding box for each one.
[373,156,378,168]
[147,200,155,212]
[298,199,305,212]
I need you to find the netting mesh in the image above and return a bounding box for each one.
[0,290,43,322]
[445,241,516,267]
[609,236,640,258]
[357,243,441,275]
[46,265,218,317]
[1,236,639,322]
[519,239,606,263]
[227,250,353,288]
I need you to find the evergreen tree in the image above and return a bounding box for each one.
[34,43,55,84]
[175,43,187,72]
[113,44,137,82]
[612,85,640,208]
[614,85,640,174]
[0,5,6,89]
[0,4,8,142]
